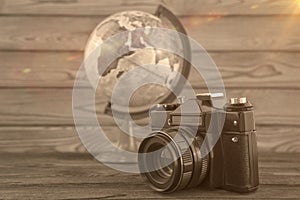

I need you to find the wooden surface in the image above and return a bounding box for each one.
[1,0,300,16]
[0,0,300,199]
[1,16,300,51]
[1,152,299,199]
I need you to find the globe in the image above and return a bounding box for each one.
[81,8,191,163]
[84,10,184,113]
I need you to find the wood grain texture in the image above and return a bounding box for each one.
[1,0,300,16]
[1,16,300,51]
[0,127,85,154]
[183,52,300,89]
[0,126,299,154]
[0,1,299,199]
[0,16,103,51]
[0,51,82,88]
[0,88,298,126]
[0,152,299,199]
[1,51,300,89]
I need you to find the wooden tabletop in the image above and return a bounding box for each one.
[1,150,299,199]
[0,0,300,199]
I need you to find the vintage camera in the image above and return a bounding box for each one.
[138,93,259,193]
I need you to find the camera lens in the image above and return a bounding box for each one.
[156,147,174,178]
[138,129,209,193]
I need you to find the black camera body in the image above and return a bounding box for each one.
[138,93,259,193]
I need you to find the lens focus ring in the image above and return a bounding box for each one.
[172,133,194,191]
[180,131,209,188]
[195,136,209,186]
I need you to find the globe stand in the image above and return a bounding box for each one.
[114,116,139,160]
[100,104,139,164]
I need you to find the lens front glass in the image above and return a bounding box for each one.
[147,143,176,185]
[156,147,174,179]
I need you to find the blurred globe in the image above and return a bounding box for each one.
[84,10,183,111]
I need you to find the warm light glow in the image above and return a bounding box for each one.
[251,5,259,9]
[291,0,300,14]
[293,0,300,8]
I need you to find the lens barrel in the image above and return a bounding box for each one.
[138,129,209,193]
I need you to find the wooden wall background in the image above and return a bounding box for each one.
[0,0,299,154]
[0,0,300,199]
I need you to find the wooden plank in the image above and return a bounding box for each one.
[0,16,104,51]
[256,126,300,153]
[0,88,298,126]
[0,152,299,199]
[0,52,82,88]
[0,127,85,154]
[1,0,300,16]
[184,15,300,51]
[0,125,299,154]
[186,51,300,89]
[1,16,300,51]
[1,51,300,89]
